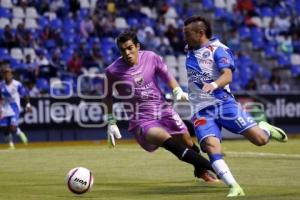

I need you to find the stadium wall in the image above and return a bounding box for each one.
[1,94,300,143]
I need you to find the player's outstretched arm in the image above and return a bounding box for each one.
[202,68,232,94]
[103,72,122,148]
[106,113,122,147]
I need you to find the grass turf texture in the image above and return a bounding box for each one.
[0,138,299,200]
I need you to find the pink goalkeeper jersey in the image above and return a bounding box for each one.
[105,50,174,130]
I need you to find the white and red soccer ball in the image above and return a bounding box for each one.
[66,167,94,194]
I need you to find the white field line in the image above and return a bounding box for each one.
[226,151,300,159]
[1,148,300,159]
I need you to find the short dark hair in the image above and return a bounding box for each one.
[116,30,139,48]
[184,15,212,38]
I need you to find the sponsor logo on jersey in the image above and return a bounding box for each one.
[220,57,230,65]
[134,74,144,86]
[194,117,207,127]
[202,50,210,58]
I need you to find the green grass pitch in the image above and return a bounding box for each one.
[0,138,299,200]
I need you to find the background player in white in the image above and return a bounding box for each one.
[105,30,218,182]
[182,16,288,197]
[0,64,31,149]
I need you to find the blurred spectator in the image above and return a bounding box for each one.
[67,52,83,75]
[49,48,64,72]
[26,80,40,97]
[88,42,104,70]
[290,14,300,37]
[36,50,57,78]
[236,0,255,15]
[50,0,65,17]
[69,0,80,17]
[39,26,61,46]
[264,19,278,42]
[279,35,293,55]
[156,35,173,56]
[269,71,290,92]
[274,11,291,35]
[37,0,50,14]
[80,16,95,38]
[15,23,28,48]
[245,78,257,91]
[227,29,240,52]
[2,25,17,49]
[24,54,38,82]
[258,78,272,91]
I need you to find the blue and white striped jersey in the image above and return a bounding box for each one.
[0,80,27,118]
[185,37,235,113]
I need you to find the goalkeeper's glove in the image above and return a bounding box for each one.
[173,87,189,101]
[107,114,122,147]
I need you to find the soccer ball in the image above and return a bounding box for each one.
[66,167,94,194]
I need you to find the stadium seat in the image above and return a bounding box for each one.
[290,65,300,76]
[12,6,25,18]
[23,48,37,60]
[264,46,278,59]
[1,0,13,8]
[36,78,50,93]
[214,7,226,20]
[25,18,38,29]
[0,48,11,60]
[238,26,251,40]
[140,6,153,18]
[90,0,98,9]
[38,16,49,28]
[80,0,90,8]
[0,7,11,18]
[44,12,57,20]
[165,17,177,27]
[127,18,139,28]
[50,19,62,30]
[165,7,178,18]
[277,54,291,67]
[214,0,226,9]
[202,0,214,11]
[115,17,128,29]
[63,17,76,30]
[0,17,10,28]
[12,18,23,29]
[25,7,38,18]
[10,48,23,60]
[165,55,177,68]
[290,54,300,65]
[88,67,100,75]
[260,7,273,17]
[251,36,265,50]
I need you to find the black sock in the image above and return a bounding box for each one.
[191,143,200,153]
[162,138,213,173]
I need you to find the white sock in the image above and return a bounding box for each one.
[258,123,271,138]
[212,159,238,187]
[16,128,23,136]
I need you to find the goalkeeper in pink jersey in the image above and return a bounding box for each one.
[104,30,218,182]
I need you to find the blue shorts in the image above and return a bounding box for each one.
[0,115,19,127]
[192,100,257,144]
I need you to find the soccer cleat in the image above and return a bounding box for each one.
[227,184,245,197]
[259,121,288,142]
[18,132,28,145]
[194,170,219,183]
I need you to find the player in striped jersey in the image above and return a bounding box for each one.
[0,64,31,149]
[182,16,288,197]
